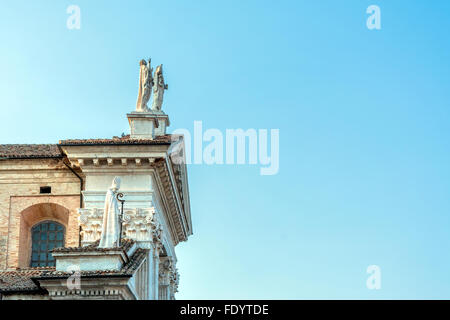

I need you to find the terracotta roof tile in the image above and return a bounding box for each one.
[0,268,52,293]
[36,247,147,279]
[0,144,62,159]
[52,238,135,253]
[59,134,172,145]
[0,246,147,293]
[0,135,174,160]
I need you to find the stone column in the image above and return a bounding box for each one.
[147,247,154,300]
[169,269,179,300]
[149,217,163,300]
[158,257,171,300]
[152,244,160,299]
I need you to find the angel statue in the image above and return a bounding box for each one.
[151,64,168,111]
[136,58,153,112]
[99,177,122,248]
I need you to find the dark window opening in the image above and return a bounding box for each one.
[30,221,65,267]
[40,186,51,194]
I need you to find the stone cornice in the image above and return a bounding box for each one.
[36,277,136,300]
[61,141,192,247]
[154,157,192,244]
[166,158,192,236]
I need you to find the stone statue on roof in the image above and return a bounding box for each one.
[99,176,121,248]
[151,64,168,111]
[136,59,153,112]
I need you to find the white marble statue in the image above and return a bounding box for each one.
[151,64,168,111]
[99,177,122,248]
[136,59,153,112]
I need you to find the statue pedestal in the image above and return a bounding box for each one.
[127,111,170,139]
[52,242,136,272]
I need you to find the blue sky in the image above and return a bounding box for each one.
[1,0,449,299]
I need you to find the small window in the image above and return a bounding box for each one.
[40,186,51,194]
[30,221,65,267]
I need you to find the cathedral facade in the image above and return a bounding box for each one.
[0,60,193,300]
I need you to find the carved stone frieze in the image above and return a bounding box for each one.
[78,207,161,245]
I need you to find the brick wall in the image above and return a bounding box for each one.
[0,158,82,270]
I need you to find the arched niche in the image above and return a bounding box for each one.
[19,203,70,268]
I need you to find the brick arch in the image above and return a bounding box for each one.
[21,203,70,228]
[7,195,80,269]
[19,203,70,268]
